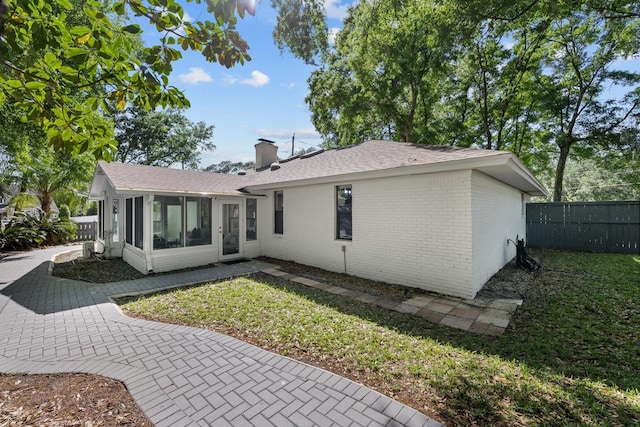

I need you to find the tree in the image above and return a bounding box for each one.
[535,9,640,201]
[0,0,327,158]
[560,158,640,201]
[113,106,215,169]
[307,0,640,200]
[2,132,95,214]
[203,160,254,174]
[306,0,459,146]
[450,0,640,200]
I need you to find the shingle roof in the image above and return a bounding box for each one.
[96,161,247,195]
[92,140,547,196]
[244,140,509,186]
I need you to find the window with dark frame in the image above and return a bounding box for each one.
[336,185,352,240]
[246,198,257,241]
[274,191,283,234]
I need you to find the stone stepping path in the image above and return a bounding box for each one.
[262,268,522,336]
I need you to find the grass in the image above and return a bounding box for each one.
[120,250,640,426]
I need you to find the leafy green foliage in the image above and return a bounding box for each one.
[306,0,640,201]
[86,201,98,216]
[58,204,70,219]
[0,106,96,214]
[0,0,326,159]
[203,160,254,174]
[38,214,77,245]
[113,106,215,169]
[307,0,459,145]
[271,0,328,65]
[0,215,46,250]
[0,210,76,250]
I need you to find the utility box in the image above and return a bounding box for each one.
[83,241,94,258]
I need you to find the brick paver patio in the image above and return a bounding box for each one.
[0,246,443,426]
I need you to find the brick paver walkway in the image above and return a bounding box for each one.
[0,246,443,426]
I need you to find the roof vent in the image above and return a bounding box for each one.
[237,170,247,176]
[270,162,281,171]
[300,149,325,159]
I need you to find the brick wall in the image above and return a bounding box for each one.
[256,170,478,298]
[471,171,527,296]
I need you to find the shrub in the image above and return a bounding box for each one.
[0,211,77,251]
[0,215,46,250]
[58,204,70,219]
[37,212,77,245]
[85,201,98,216]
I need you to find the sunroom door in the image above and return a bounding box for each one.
[219,202,241,258]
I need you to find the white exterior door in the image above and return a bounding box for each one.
[219,201,241,259]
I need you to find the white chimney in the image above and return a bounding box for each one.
[255,139,278,170]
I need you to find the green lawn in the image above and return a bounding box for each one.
[120,250,640,426]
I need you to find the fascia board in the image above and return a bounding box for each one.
[88,163,111,199]
[110,189,246,197]
[502,157,549,197]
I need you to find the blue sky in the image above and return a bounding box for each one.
[138,0,352,167]
[139,2,640,168]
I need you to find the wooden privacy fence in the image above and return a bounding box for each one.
[526,201,639,254]
[74,220,97,242]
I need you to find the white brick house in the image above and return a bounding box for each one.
[89,140,547,299]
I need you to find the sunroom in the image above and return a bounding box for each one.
[89,161,258,274]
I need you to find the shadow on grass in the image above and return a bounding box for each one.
[120,250,640,426]
[247,252,640,425]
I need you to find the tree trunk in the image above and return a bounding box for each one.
[39,190,52,214]
[553,141,571,202]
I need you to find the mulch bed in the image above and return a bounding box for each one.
[0,373,151,426]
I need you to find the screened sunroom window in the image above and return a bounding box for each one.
[336,185,352,240]
[98,200,104,240]
[186,197,212,246]
[125,198,132,244]
[134,196,144,249]
[153,196,183,249]
[152,196,211,249]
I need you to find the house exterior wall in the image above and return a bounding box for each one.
[470,171,527,296]
[150,245,218,273]
[123,245,147,273]
[255,170,477,298]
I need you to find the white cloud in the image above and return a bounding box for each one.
[254,127,320,140]
[328,27,341,44]
[182,11,193,23]
[223,75,239,85]
[178,67,212,84]
[325,0,352,19]
[241,70,270,87]
[501,41,515,50]
[223,71,270,87]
